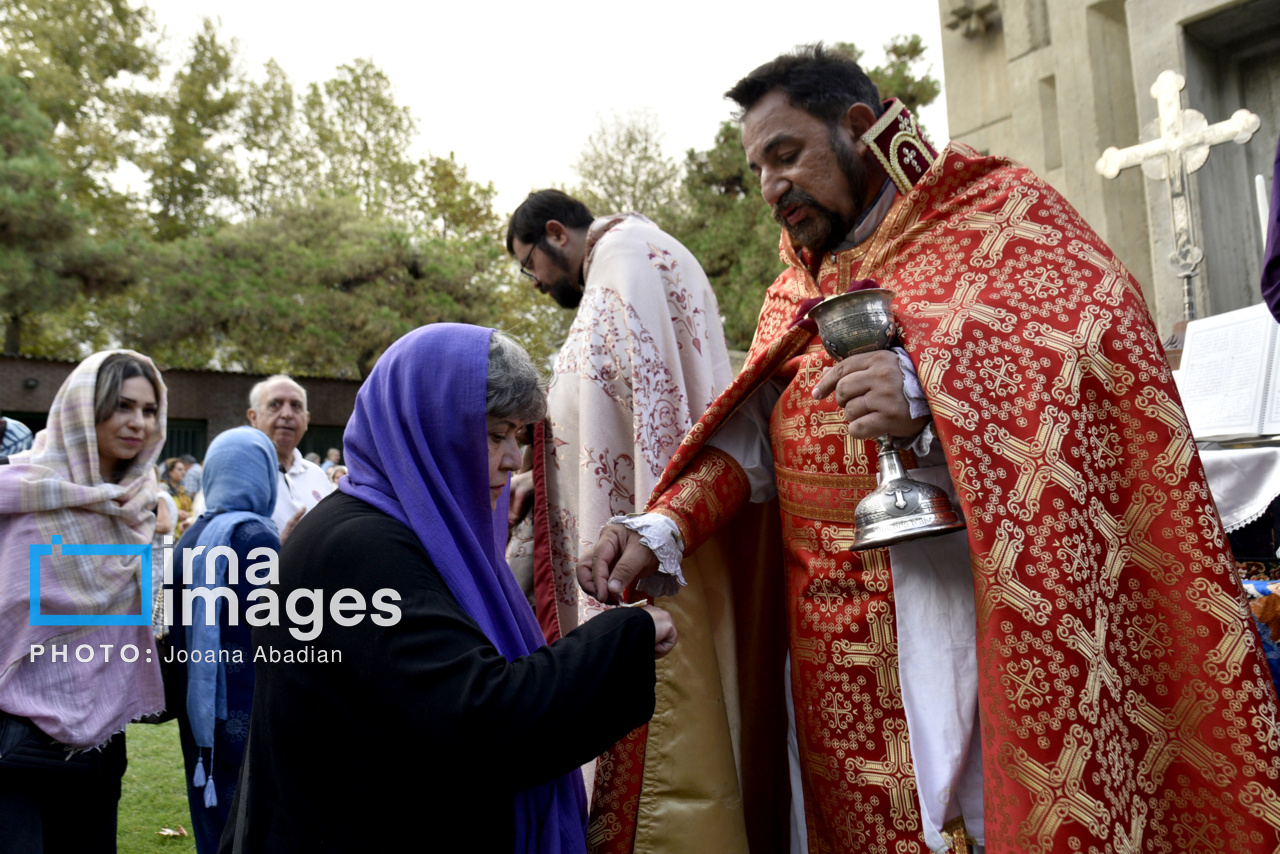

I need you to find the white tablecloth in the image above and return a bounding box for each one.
[1201,447,1280,533]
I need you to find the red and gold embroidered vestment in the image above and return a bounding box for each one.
[589,104,1280,854]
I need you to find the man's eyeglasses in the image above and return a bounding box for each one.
[517,239,540,282]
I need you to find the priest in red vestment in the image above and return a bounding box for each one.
[577,45,1280,854]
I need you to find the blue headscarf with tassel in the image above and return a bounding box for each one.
[185,426,279,808]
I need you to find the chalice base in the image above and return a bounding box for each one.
[850,473,967,551]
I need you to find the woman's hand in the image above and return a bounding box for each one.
[641,605,678,658]
[176,508,191,522]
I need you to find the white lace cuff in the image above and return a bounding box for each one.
[608,513,686,598]
[895,421,935,457]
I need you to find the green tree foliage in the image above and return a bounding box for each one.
[238,58,304,219]
[235,59,504,241]
[571,110,683,230]
[107,197,490,378]
[21,42,531,376]
[141,18,241,240]
[0,75,135,353]
[300,59,419,223]
[672,36,942,350]
[0,0,160,235]
[418,152,497,242]
[82,142,514,377]
[674,121,777,351]
[0,73,75,352]
[837,36,942,118]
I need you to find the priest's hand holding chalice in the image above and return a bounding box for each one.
[576,287,966,605]
[807,288,966,550]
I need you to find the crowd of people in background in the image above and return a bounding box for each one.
[0,328,668,854]
[0,357,354,852]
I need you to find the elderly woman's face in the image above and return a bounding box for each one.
[487,414,525,511]
[169,461,187,483]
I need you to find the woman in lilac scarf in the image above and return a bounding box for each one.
[221,324,673,854]
[0,351,166,854]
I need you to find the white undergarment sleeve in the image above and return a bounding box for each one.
[706,378,785,503]
[893,347,936,457]
[896,347,929,419]
[785,654,810,854]
[887,463,985,852]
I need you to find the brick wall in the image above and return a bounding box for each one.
[0,355,360,458]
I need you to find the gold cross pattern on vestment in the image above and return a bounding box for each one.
[985,407,1086,520]
[907,272,1017,344]
[953,186,1062,267]
[842,718,916,828]
[1000,724,1109,851]
[1124,682,1235,792]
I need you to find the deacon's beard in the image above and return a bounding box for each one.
[539,241,585,309]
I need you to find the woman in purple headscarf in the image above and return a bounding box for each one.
[221,324,673,854]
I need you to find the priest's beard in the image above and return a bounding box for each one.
[774,131,868,255]
[537,242,585,309]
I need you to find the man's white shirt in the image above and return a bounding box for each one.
[271,448,335,532]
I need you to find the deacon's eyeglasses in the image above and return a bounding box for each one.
[517,240,540,282]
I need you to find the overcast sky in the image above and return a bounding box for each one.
[141,0,951,215]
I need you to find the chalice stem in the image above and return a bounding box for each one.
[804,288,965,548]
[875,435,907,483]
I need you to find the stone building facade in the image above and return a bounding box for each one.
[0,355,359,461]
[937,0,1280,335]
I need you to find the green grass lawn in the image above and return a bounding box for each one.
[119,721,197,853]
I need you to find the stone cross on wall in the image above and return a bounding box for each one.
[1095,70,1260,320]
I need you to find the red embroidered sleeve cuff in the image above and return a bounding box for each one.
[647,447,750,556]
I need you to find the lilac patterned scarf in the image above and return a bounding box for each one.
[0,350,166,747]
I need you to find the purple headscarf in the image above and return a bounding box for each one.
[339,323,586,853]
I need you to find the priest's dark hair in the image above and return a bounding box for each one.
[726,43,884,124]
[505,189,594,255]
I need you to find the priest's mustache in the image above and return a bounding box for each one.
[773,187,828,228]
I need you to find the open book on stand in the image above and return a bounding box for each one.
[1173,303,1280,442]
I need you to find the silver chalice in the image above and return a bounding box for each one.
[806,289,966,550]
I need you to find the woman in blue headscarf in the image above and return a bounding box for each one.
[171,426,279,854]
[221,325,672,854]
